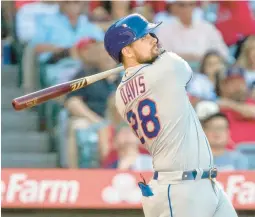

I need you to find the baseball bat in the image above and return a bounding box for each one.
[12,66,124,111]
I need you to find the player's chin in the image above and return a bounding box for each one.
[152,46,160,55]
[152,49,160,58]
[147,54,158,64]
[141,55,157,64]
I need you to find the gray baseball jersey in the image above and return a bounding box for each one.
[115,51,214,172]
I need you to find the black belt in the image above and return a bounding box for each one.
[153,168,218,181]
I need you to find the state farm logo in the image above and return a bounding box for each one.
[221,175,255,205]
[1,173,80,204]
[101,173,142,204]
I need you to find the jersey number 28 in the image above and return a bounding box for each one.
[127,98,161,144]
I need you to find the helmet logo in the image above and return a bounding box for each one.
[122,24,128,28]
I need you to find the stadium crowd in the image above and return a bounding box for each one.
[2,0,255,171]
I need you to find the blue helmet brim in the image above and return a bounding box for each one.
[142,21,162,36]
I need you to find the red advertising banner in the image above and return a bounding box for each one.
[1,169,255,210]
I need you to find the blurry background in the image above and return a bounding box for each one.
[1,0,255,216]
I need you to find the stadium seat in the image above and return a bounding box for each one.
[55,109,107,168]
[236,143,255,170]
[187,61,200,72]
[21,43,39,92]
[228,45,237,64]
[76,121,108,168]
[250,1,255,13]
[39,60,82,134]
[203,2,218,23]
[55,108,69,167]
[38,62,65,143]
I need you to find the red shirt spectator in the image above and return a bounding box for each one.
[145,1,167,13]
[100,124,151,170]
[221,98,255,145]
[218,67,255,146]
[15,0,38,10]
[88,1,136,14]
[88,1,166,14]
[215,1,255,46]
[102,146,150,168]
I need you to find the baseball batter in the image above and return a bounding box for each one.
[104,14,238,217]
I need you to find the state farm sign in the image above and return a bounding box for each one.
[1,173,79,204]
[1,169,254,210]
[218,174,255,207]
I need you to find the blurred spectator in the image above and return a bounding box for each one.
[31,1,104,63]
[234,36,250,60]
[196,101,249,171]
[131,3,154,23]
[140,1,166,14]
[89,0,156,20]
[215,1,255,46]
[90,1,131,20]
[24,1,105,92]
[1,8,9,39]
[64,41,119,168]
[98,92,150,162]
[252,81,255,99]
[219,67,255,116]
[153,0,204,24]
[102,123,153,171]
[235,35,255,88]
[16,0,59,44]
[98,93,124,160]
[44,37,112,84]
[15,0,38,10]
[218,67,255,144]
[2,7,13,65]
[251,1,255,14]
[156,1,229,62]
[89,1,132,31]
[89,1,155,31]
[187,50,226,103]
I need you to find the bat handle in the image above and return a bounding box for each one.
[86,65,124,84]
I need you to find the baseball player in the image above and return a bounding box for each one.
[104,13,238,217]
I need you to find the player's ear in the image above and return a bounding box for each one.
[121,46,133,59]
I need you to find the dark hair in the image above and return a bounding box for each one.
[101,1,132,15]
[251,81,255,90]
[199,50,223,74]
[119,53,123,63]
[215,70,222,97]
[234,36,249,60]
[202,113,229,126]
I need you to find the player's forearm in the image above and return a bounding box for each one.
[34,44,65,55]
[233,103,255,119]
[65,97,103,122]
[221,100,255,119]
[177,53,201,62]
[46,48,71,64]
[217,45,229,62]
[98,127,111,160]
[93,21,113,32]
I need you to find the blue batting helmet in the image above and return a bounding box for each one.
[104,13,162,63]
